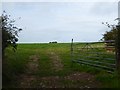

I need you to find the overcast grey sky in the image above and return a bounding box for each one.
[2,1,118,43]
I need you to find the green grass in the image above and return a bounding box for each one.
[3,45,34,87]
[3,43,119,88]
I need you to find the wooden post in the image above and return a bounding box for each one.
[116,25,120,73]
[0,16,2,89]
[71,39,73,58]
[116,4,120,86]
[115,24,120,88]
[117,1,120,73]
[71,39,74,67]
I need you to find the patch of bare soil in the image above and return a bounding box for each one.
[49,52,63,71]
[35,72,101,88]
[18,55,39,88]
[19,75,37,88]
[26,55,39,74]
[37,76,63,88]
[64,72,101,88]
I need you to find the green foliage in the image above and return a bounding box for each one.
[102,28,118,41]
[3,46,34,87]
[101,19,120,41]
[101,22,118,41]
[1,11,22,54]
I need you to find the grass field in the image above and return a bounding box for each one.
[3,43,119,88]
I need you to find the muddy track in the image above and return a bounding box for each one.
[32,72,101,88]
[18,55,39,88]
[48,50,63,71]
[16,50,101,88]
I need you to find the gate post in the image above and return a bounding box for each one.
[71,39,74,67]
[116,1,120,88]
[116,25,120,75]
[116,22,120,88]
[117,1,120,73]
[116,25,120,73]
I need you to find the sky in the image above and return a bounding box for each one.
[2,0,119,43]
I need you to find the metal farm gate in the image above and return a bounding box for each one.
[71,39,117,73]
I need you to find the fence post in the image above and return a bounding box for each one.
[71,39,74,67]
[115,23,120,88]
[116,25,120,73]
[117,1,120,73]
[116,3,120,86]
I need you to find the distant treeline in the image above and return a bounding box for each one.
[49,41,57,43]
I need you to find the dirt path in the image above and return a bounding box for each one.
[33,72,101,88]
[63,72,101,88]
[49,51,63,71]
[17,50,101,88]
[18,55,39,88]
